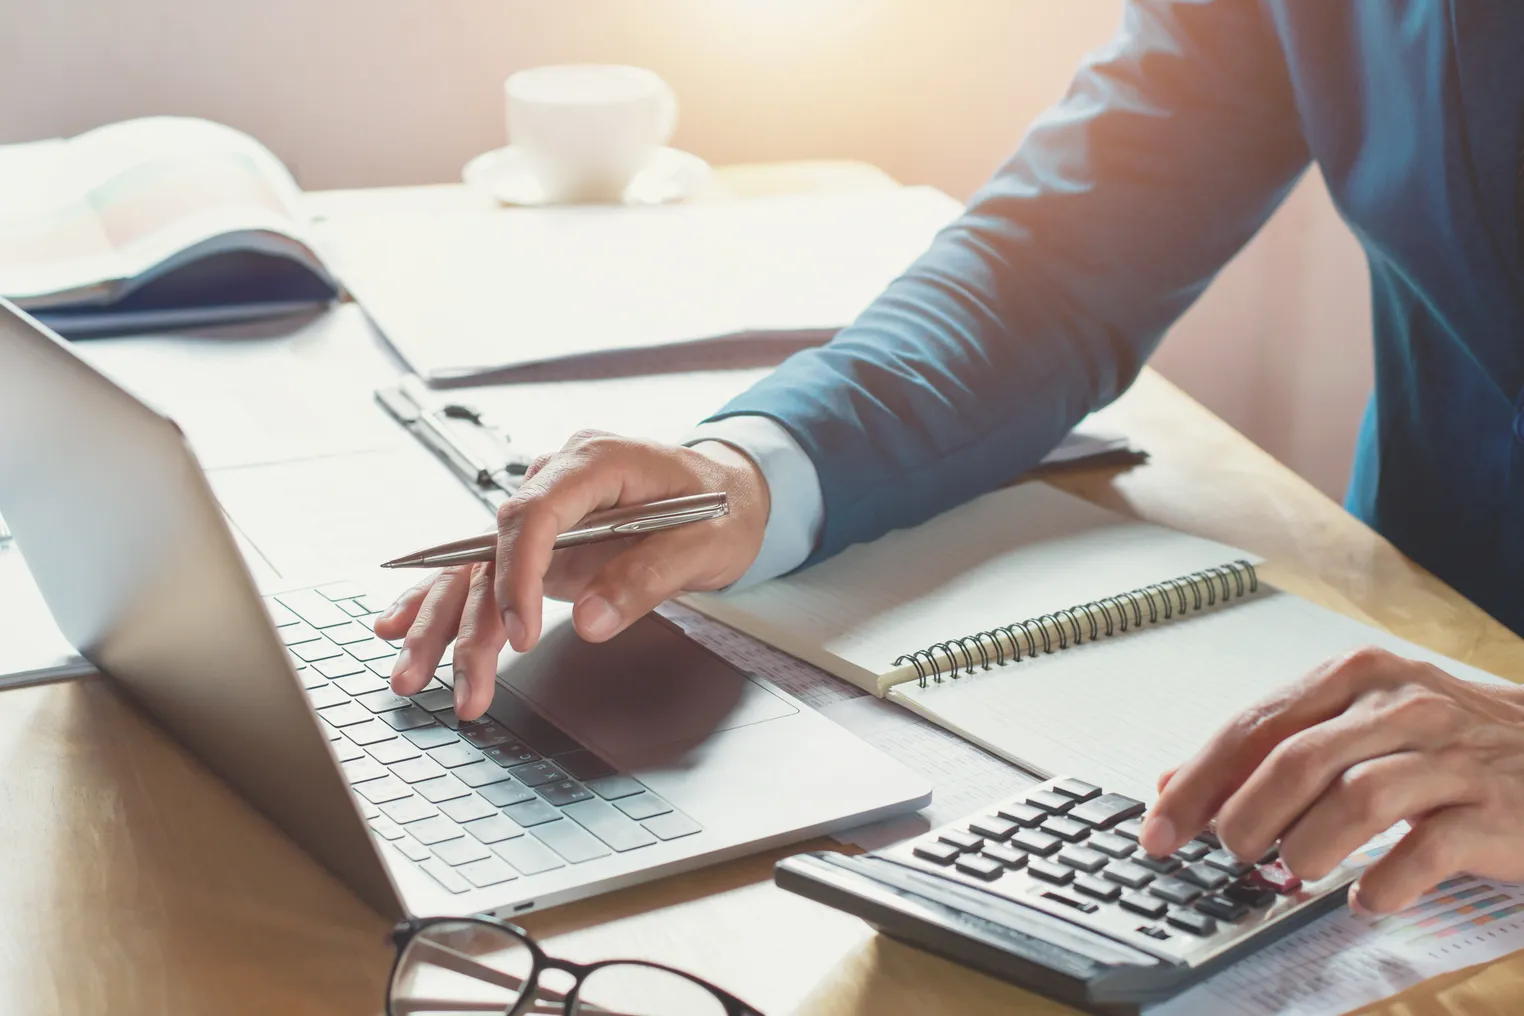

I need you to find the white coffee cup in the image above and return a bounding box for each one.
[505,65,678,204]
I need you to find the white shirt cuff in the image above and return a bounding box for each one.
[684,415,824,588]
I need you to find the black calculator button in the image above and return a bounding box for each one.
[1223,882,1278,910]
[1087,831,1137,858]
[1195,827,1222,848]
[938,829,985,853]
[1025,790,1075,814]
[981,844,1029,869]
[1040,816,1091,842]
[1173,839,1212,862]
[1057,845,1108,873]
[1258,845,1280,865]
[1195,894,1251,922]
[1119,891,1169,919]
[1101,860,1156,889]
[1114,817,1145,841]
[1051,778,1102,802]
[968,815,1020,841]
[996,802,1047,827]
[1134,852,1182,874]
[913,840,961,865]
[1073,874,1121,902]
[1147,876,1203,906]
[1068,793,1146,829]
[1203,848,1254,876]
[955,854,1006,881]
[1040,890,1097,914]
[1136,924,1171,940]
[1167,909,1218,936]
[1011,829,1063,856]
[1027,858,1074,885]
[1180,862,1232,890]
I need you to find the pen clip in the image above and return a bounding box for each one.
[609,504,728,535]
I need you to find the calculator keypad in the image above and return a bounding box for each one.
[886,776,1353,963]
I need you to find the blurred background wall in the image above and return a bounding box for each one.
[0,0,1371,500]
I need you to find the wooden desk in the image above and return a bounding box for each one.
[3,171,1521,1015]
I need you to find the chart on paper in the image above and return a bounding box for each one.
[1153,838,1524,1016]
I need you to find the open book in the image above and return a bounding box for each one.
[684,483,1514,802]
[0,117,338,337]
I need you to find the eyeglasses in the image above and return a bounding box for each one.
[386,916,766,1016]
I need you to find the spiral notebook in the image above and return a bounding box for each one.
[685,483,1513,801]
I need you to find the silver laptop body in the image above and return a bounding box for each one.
[0,298,930,919]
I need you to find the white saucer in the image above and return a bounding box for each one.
[462,146,711,206]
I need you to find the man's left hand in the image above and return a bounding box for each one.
[1139,646,1524,914]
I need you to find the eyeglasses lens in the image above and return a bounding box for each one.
[571,962,728,1016]
[391,920,534,1016]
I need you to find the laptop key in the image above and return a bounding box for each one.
[414,776,472,804]
[367,739,420,765]
[276,591,352,629]
[403,726,460,750]
[292,640,344,663]
[479,779,537,808]
[408,816,465,845]
[561,799,658,853]
[347,720,401,746]
[641,811,701,841]
[417,857,470,894]
[391,837,432,863]
[412,687,455,713]
[338,599,371,618]
[320,702,375,728]
[492,835,564,876]
[314,656,367,680]
[457,857,518,888]
[297,669,327,690]
[279,622,321,646]
[307,685,348,711]
[555,750,616,781]
[324,621,375,645]
[586,775,644,800]
[266,599,301,626]
[613,792,672,821]
[334,674,388,697]
[379,797,438,825]
[392,757,449,785]
[433,836,492,867]
[460,720,516,749]
[464,815,525,845]
[342,758,389,785]
[538,780,594,807]
[318,581,367,601]
[503,798,561,828]
[429,743,486,769]
[355,776,412,805]
[366,656,401,678]
[507,761,570,788]
[368,817,406,841]
[533,819,611,864]
[453,761,516,789]
[382,706,436,731]
[440,794,499,824]
[345,639,397,663]
[356,799,381,820]
[331,738,366,763]
[357,689,413,714]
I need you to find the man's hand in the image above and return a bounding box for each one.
[371,431,770,722]
[1140,647,1524,914]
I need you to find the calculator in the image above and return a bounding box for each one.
[775,776,1360,1015]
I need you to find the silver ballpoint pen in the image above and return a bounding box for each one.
[380,492,729,569]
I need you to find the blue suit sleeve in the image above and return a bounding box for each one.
[707,0,1310,566]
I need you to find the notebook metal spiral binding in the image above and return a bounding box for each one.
[893,559,1260,688]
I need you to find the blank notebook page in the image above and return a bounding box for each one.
[692,482,1250,689]
[889,591,1515,803]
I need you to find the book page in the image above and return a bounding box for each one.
[890,590,1516,803]
[687,482,1252,692]
[0,117,313,306]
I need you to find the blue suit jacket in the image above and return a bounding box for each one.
[713,1,1524,634]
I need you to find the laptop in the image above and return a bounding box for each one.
[0,298,931,920]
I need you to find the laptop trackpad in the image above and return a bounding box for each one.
[493,604,796,771]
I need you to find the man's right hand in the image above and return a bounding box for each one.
[372,430,771,722]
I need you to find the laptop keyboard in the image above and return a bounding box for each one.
[267,583,702,896]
